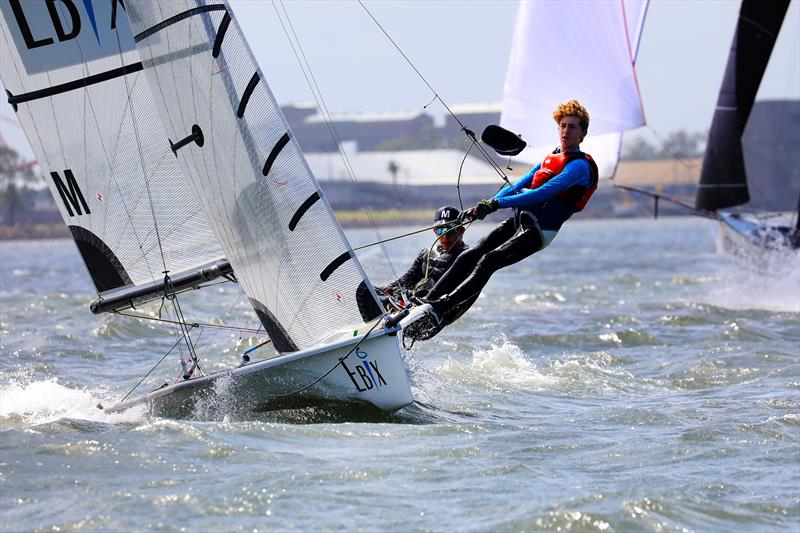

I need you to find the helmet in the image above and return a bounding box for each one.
[434,205,460,226]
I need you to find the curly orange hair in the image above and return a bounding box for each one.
[553,99,589,131]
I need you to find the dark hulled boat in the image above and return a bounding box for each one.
[696,0,800,266]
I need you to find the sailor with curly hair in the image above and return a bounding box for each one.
[407,99,599,339]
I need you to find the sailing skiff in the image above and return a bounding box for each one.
[0,0,413,414]
[696,0,800,265]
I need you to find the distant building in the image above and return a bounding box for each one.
[442,102,502,138]
[282,101,505,153]
[306,147,500,186]
[281,101,317,125]
[613,158,701,188]
[284,104,435,152]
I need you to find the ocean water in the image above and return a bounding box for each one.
[1,217,798,532]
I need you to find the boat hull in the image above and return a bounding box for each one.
[104,327,413,417]
[717,212,800,271]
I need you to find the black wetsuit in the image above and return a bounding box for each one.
[384,240,468,298]
[425,217,543,327]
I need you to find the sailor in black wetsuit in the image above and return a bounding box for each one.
[377,206,468,309]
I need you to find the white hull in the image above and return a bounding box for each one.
[103,326,413,417]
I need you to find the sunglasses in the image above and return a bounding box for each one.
[434,224,457,236]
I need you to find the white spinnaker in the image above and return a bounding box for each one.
[124,1,381,352]
[0,0,224,297]
[501,0,649,178]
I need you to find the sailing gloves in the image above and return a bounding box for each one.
[470,198,499,221]
[377,285,394,296]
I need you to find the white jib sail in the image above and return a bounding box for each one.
[123,0,383,353]
[0,0,225,300]
[501,0,649,178]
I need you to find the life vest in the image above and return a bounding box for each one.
[529,150,599,212]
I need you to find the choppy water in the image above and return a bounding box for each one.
[1,217,798,532]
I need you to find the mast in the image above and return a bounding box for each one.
[695,0,790,211]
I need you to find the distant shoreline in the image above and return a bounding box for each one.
[0,209,679,241]
[0,223,69,240]
[0,210,437,241]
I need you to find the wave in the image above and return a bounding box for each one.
[436,339,559,393]
[0,378,146,429]
[701,260,800,313]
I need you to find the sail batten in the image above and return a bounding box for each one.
[133,4,227,43]
[7,62,145,108]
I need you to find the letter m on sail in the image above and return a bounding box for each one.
[51,169,90,216]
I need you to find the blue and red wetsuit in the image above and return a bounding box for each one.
[494,148,598,232]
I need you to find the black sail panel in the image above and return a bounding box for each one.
[696,0,790,211]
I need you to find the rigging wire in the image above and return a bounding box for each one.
[640,124,783,219]
[644,125,702,170]
[455,142,474,211]
[351,219,469,251]
[421,223,468,289]
[355,0,514,188]
[111,14,205,378]
[118,330,194,402]
[272,0,398,278]
[163,274,201,376]
[113,310,264,334]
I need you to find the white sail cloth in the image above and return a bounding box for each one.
[124,0,381,352]
[0,1,224,296]
[501,0,648,178]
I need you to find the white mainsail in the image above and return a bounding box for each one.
[123,0,383,353]
[501,0,649,178]
[0,0,225,306]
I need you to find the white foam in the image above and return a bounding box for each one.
[437,339,559,391]
[703,259,800,313]
[0,378,147,427]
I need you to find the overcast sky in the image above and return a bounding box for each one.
[229,0,799,132]
[2,0,798,160]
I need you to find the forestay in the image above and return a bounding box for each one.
[500,0,648,178]
[123,0,382,353]
[0,0,225,307]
